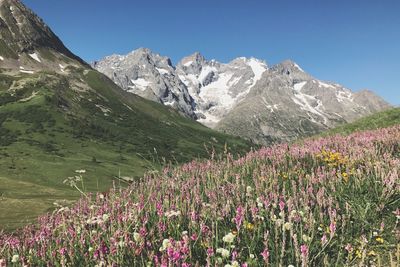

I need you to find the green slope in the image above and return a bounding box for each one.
[320,107,400,136]
[0,68,252,231]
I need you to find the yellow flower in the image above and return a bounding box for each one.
[245,222,255,231]
[375,237,384,244]
[367,250,377,257]
[342,172,349,183]
[355,250,362,258]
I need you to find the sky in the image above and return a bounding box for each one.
[23,0,399,105]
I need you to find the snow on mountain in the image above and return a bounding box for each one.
[93,50,391,145]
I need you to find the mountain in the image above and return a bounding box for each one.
[94,50,391,145]
[0,0,252,230]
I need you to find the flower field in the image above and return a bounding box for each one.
[1,126,399,266]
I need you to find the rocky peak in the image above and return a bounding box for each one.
[270,60,311,82]
[0,0,84,64]
[177,52,208,74]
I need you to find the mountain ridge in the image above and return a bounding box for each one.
[94,48,391,145]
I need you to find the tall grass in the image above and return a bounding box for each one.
[1,126,399,266]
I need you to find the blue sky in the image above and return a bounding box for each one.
[23,0,399,105]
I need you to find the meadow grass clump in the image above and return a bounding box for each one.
[0,126,399,266]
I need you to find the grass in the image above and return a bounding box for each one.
[0,69,253,231]
[320,107,400,136]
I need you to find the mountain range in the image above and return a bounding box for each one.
[93,49,390,145]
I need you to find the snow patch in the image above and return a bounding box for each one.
[29,52,41,63]
[198,65,217,84]
[293,81,307,91]
[247,58,267,87]
[0,56,3,61]
[95,104,111,116]
[129,78,152,91]
[20,70,34,74]
[336,90,354,103]
[156,67,169,75]
[183,60,193,67]
[199,73,235,109]
[163,100,175,106]
[292,91,328,124]
[318,81,335,89]
[294,63,304,72]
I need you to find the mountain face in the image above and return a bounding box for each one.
[92,48,196,118]
[0,0,252,229]
[94,50,391,145]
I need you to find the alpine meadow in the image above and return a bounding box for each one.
[0,0,399,266]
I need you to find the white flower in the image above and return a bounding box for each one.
[217,248,230,258]
[232,261,240,267]
[302,234,311,242]
[182,231,188,236]
[288,265,295,267]
[165,210,181,218]
[246,186,253,193]
[250,253,255,259]
[225,265,232,267]
[283,222,292,231]
[102,214,109,222]
[88,247,94,252]
[75,169,86,174]
[133,232,142,242]
[257,202,264,208]
[159,239,171,251]
[11,255,19,263]
[223,232,236,243]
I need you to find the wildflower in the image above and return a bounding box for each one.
[245,222,255,231]
[260,248,269,262]
[182,231,188,236]
[75,169,86,174]
[231,261,240,267]
[102,214,109,222]
[246,186,253,193]
[217,257,223,264]
[223,232,236,243]
[355,250,362,258]
[344,243,353,253]
[283,222,292,231]
[342,172,349,183]
[288,265,295,267]
[375,237,384,244]
[216,248,230,258]
[302,234,311,242]
[300,244,308,257]
[133,232,142,242]
[0,259,5,267]
[11,255,19,263]
[321,234,327,245]
[206,247,214,256]
[367,250,377,257]
[159,239,171,251]
[88,247,94,252]
[249,254,255,259]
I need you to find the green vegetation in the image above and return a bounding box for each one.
[0,70,253,231]
[321,107,400,136]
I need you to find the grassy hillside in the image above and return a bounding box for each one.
[0,69,253,231]
[0,125,398,266]
[320,107,400,136]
